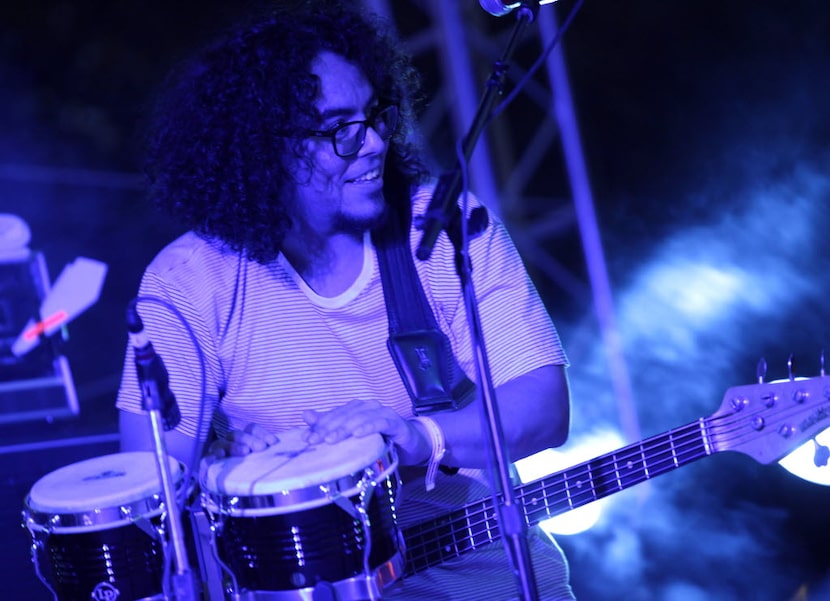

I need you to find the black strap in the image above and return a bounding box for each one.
[372,193,475,415]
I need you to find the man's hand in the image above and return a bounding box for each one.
[303,399,431,466]
[208,423,279,458]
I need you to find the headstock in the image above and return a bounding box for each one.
[711,373,830,465]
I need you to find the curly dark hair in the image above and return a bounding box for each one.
[143,0,429,263]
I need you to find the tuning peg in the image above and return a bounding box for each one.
[788,354,795,381]
[821,350,825,377]
[756,357,767,384]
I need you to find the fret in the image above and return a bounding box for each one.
[542,476,553,517]
[483,507,500,543]
[521,473,568,526]
[466,500,492,549]
[586,461,597,502]
[519,478,545,523]
[613,452,623,491]
[563,468,574,510]
[640,440,650,479]
[617,445,644,490]
[402,510,465,574]
[463,504,476,550]
[461,502,482,547]
[519,479,547,525]
[587,455,621,499]
[668,430,679,468]
[550,473,573,515]
[412,526,443,571]
[435,517,457,561]
[562,464,592,510]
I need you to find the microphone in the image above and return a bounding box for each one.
[479,0,558,17]
[127,301,181,431]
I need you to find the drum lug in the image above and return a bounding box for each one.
[131,515,162,540]
[23,520,59,601]
[331,493,359,519]
[200,493,226,536]
[210,517,224,537]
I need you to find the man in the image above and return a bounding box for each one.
[117,2,575,599]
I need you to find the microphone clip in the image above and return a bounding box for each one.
[127,301,182,431]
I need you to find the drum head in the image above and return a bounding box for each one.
[27,451,181,514]
[201,429,390,499]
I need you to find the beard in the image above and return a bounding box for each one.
[332,197,389,235]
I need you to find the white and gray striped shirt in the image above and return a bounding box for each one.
[117,185,575,600]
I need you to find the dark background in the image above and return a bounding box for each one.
[2,1,830,599]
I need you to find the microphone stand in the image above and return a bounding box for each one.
[141,391,198,600]
[417,4,541,600]
[132,314,198,601]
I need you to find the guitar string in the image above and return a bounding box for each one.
[401,399,807,574]
[401,419,715,573]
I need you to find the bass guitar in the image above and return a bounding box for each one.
[403,374,830,574]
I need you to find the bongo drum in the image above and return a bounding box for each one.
[200,429,403,600]
[23,451,184,601]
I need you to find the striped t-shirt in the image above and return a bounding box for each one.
[116,185,574,600]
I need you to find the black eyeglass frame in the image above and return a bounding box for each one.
[305,105,399,158]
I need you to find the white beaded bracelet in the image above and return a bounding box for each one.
[413,415,446,492]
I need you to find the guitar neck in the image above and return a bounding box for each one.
[401,417,714,576]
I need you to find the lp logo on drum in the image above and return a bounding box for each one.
[83,470,126,482]
[91,582,120,600]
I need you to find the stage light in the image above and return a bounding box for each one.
[778,427,830,486]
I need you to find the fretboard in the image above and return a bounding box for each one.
[401,417,714,576]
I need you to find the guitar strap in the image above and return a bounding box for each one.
[372,188,477,416]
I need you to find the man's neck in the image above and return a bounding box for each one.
[282,231,367,298]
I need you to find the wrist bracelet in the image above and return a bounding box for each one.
[413,416,446,492]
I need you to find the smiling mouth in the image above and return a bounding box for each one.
[347,167,382,183]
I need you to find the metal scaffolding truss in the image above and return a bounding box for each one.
[363,0,639,440]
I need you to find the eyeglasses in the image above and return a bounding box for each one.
[306,105,399,158]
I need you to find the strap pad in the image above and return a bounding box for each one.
[387,329,474,415]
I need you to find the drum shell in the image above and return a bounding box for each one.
[22,452,184,601]
[25,509,168,601]
[207,475,401,592]
[200,432,404,596]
